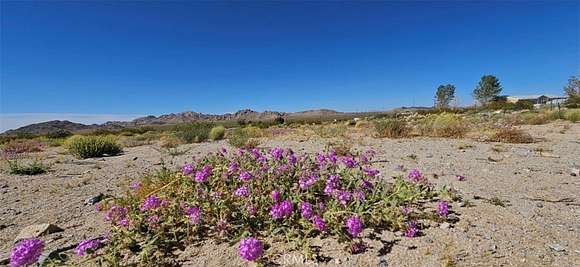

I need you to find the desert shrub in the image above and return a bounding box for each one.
[94,148,455,265]
[545,110,565,121]
[517,112,548,125]
[0,139,43,158]
[6,160,49,175]
[159,134,183,149]
[227,127,261,148]
[311,124,348,139]
[489,127,535,143]
[173,123,214,143]
[419,113,467,138]
[46,129,73,139]
[565,95,580,108]
[209,126,226,141]
[487,100,534,111]
[273,116,285,125]
[374,118,409,138]
[564,109,580,122]
[65,135,122,159]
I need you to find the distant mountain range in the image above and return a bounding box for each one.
[2,108,387,136]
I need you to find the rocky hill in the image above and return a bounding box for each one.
[2,109,373,136]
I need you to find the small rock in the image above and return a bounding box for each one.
[334,259,342,264]
[440,222,451,229]
[14,224,64,243]
[540,152,560,158]
[570,168,580,177]
[548,244,565,252]
[84,193,104,205]
[458,202,465,207]
[133,157,138,161]
[426,153,433,158]
[536,202,543,208]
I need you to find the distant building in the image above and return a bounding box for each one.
[504,95,567,106]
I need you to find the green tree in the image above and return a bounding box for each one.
[564,75,580,97]
[564,75,580,108]
[435,84,456,108]
[473,75,502,105]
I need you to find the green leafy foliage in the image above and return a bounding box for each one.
[209,126,226,141]
[6,159,49,175]
[65,135,122,159]
[374,118,409,138]
[435,84,456,108]
[473,75,502,105]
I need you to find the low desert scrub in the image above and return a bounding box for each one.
[0,139,44,158]
[120,131,161,148]
[209,125,226,141]
[159,134,183,149]
[78,148,458,265]
[564,109,580,122]
[227,127,262,148]
[489,127,535,144]
[418,113,467,138]
[312,123,348,138]
[65,135,122,159]
[173,122,214,143]
[374,118,409,138]
[6,159,49,175]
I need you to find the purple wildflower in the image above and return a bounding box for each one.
[456,174,466,181]
[182,163,194,175]
[288,153,297,164]
[404,221,418,238]
[341,156,357,168]
[299,174,318,190]
[146,215,160,228]
[228,162,239,173]
[363,166,379,177]
[185,206,202,224]
[437,200,449,217]
[346,216,363,238]
[353,190,366,202]
[316,153,327,166]
[104,205,128,226]
[300,202,314,219]
[140,195,163,211]
[118,218,129,227]
[239,237,263,262]
[324,175,341,195]
[311,215,327,232]
[361,180,373,190]
[326,150,338,165]
[129,180,141,190]
[234,186,250,198]
[270,147,284,160]
[359,154,369,165]
[336,190,352,206]
[194,165,213,183]
[10,239,44,267]
[270,199,293,220]
[239,171,253,182]
[75,237,103,256]
[401,206,411,215]
[407,169,423,182]
[271,190,281,202]
[246,205,257,216]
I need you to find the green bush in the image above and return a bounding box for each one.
[227,127,261,148]
[565,109,580,122]
[419,113,467,137]
[374,118,409,138]
[7,160,49,175]
[173,123,213,143]
[209,126,226,141]
[65,135,122,159]
[565,95,580,108]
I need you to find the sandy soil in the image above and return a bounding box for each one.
[1,122,579,266]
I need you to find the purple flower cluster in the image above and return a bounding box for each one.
[234,186,250,198]
[407,169,423,182]
[346,215,363,237]
[140,195,164,211]
[194,165,213,183]
[270,199,293,220]
[10,239,44,267]
[311,215,327,232]
[239,171,253,182]
[270,147,284,160]
[228,162,239,174]
[239,237,263,262]
[271,190,281,202]
[324,175,341,195]
[185,206,202,224]
[437,200,449,217]
[299,202,314,219]
[336,190,352,206]
[363,166,380,177]
[299,174,319,190]
[182,163,194,175]
[75,237,104,256]
[341,157,357,168]
[104,205,129,226]
[404,221,418,238]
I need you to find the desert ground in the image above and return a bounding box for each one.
[1,122,579,266]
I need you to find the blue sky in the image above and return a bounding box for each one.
[1,1,579,130]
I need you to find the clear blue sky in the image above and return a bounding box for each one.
[1,1,579,120]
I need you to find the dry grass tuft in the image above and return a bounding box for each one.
[489,127,535,143]
[374,118,410,138]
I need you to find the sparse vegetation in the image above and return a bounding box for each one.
[209,125,226,141]
[565,109,580,122]
[65,135,123,159]
[374,118,409,138]
[173,122,214,143]
[419,113,467,138]
[227,127,262,148]
[489,127,534,144]
[6,159,49,175]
